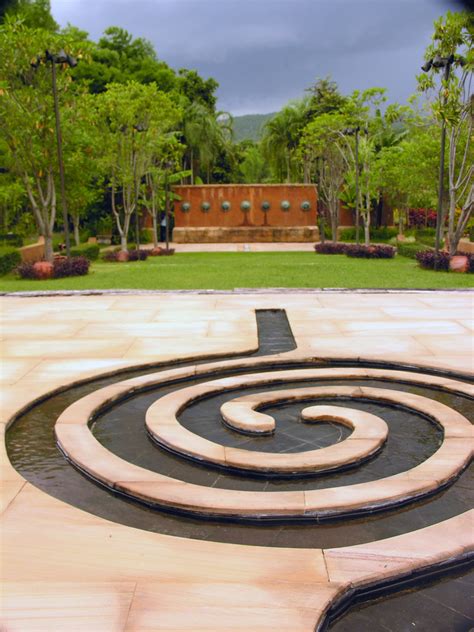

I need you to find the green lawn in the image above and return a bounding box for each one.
[1,252,473,291]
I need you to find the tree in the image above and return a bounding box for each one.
[376,112,440,233]
[305,76,348,120]
[97,81,181,251]
[261,99,309,182]
[73,26,178,95]
[239,144,269,183]
[182,103,233,184]
[0,18,86,260]
[178,69,219,111]
[141,135,185,247]
[300,113,348,241]
[418,10,474,255]
[3,0,58,31]
[62,94,104,245]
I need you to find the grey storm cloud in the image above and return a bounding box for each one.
[51,0,461,114]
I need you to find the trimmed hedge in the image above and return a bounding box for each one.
[314,242,347,255]
[315,242,396,259]
[103,249,149,262]
[53,256,90,278]
[345,244,396,259]
[415,250,474,273]
[339,227,398,242]
[397,242,430,260]
[128,249,149,261]
[0,247,21,275]
[70,243,100,261]
[16,256,90,279]
[0,233,23,248]
[415,250,450,271]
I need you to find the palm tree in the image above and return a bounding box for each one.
[261,99,308,182]
[182,104,233,184]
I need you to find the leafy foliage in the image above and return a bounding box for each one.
[69,243,100,260]
[0,246,21,275]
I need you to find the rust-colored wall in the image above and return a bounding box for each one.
[173,184,318,228]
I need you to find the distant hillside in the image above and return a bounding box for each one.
[232,112,276,142]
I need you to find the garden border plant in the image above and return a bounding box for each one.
[16,256,90,280]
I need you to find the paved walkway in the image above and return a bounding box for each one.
[144,241,316,252]
[1,291,473,631]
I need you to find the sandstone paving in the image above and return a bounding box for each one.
[0,291,473,631]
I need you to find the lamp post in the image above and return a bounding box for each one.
[32,50,77,258]
[421,53,464,267]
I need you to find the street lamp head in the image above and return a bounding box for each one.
[56,49,68,64]
[44,49,78,67]
[432,54,447,68]
[66,54,78,68]
[421,59,433,72]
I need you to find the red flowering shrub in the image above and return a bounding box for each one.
[408,208,437,228]
[314,242,348,254]
[127,249,149,261]
[16,257,90,279]
[103,249,148,261]
[415,250,450,271]
[345,244,396,259]
[53,256,89,278]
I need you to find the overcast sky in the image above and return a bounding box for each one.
[50,0,463,115]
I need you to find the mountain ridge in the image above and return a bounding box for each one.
[232,112,276,142]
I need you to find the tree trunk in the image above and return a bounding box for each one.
[120,235,128,252]
[73,217,80,246]
[330,201,338,242]
[152,211,158,248]
[363,215,370,246]
[44,234,53,262]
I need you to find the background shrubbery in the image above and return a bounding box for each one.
[339,227,398,242]
[0,247,22,275]
[69,243,100,261]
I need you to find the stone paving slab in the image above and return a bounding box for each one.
[1,291,473,631]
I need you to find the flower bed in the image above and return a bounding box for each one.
[16,256,90,280]
[416,249,474,273]
[314,242,347,255]
[345,244,396,259]
[103,249,149,262]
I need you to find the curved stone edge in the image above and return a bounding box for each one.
[315,510,474,630]
[55,367,473,520]
[221,400,276,434]
[146,377,472,473]
[220,397,388,438]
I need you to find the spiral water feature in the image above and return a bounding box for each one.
[6,310,473,630]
